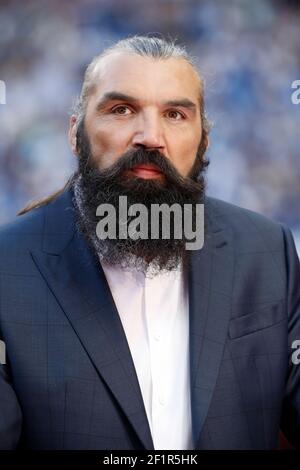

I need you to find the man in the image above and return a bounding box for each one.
[0,35,299,450]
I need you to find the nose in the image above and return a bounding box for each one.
[131,110,165,150]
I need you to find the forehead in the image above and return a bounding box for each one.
[88,52,202,105]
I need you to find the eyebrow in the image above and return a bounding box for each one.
[95,91,197,112]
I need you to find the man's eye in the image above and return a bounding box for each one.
[111,105,132,115]
[166,110,185,120]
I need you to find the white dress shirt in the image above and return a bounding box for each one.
[100,259,194,450]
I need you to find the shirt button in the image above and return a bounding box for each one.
[154,333,160,341]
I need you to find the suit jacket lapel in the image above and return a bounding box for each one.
[31,190,154,450]
[188,198,234,448]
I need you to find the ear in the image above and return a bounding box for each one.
[199,132,210,160]
[205,134,210,151]
[68,115,78,157]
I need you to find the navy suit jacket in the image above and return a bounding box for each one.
[0,189,299,450]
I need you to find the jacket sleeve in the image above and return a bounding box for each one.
[280,225,300,449]
[0,338,23,449]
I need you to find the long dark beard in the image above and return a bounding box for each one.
[71,120,209,277]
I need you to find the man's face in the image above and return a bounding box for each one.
[70,52,208,276]
[71,52,203,178]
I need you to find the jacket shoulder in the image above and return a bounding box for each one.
[0,206,47,275]
[205,196,287,253]
[0,205,46,246]
[0,190,75,273]
[0,190,74,245]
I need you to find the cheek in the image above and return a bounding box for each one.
[88,127,128,167]
[172,135,201,174]
[89,126,112,151]
[90,118,133,151]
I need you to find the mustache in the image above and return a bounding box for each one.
[78,146,204,195]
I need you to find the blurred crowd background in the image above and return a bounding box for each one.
[0,0,299,251]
